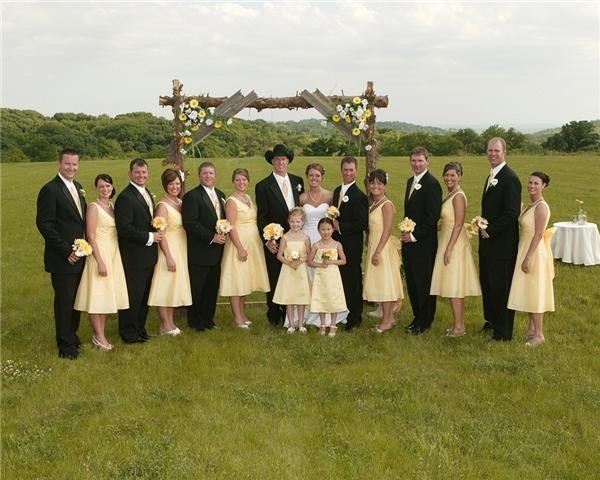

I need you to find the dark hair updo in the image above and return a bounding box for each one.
[368,169,387,185]
[443,161,463,176]
[94,173,116,198]
[530,171,550,186]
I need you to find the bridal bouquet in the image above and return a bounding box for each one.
[399,217,416,233]
[151,216,168,231]
[326,206,340,220]
[263,223,284,241]
[72,238,92,257]
[216,219,232,235]
[287,250,301,262]
[468,216,489,235]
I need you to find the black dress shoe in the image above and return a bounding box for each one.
[408,325,429,335]
[480,322,493,332]
[140,332,152,341]
[404,323,417,333]
[59,350,79,360]
[122,336,144,344]
[490,336,511,342]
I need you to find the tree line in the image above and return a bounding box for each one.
[1,108,598,163]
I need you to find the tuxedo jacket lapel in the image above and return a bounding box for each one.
[200,187,219,221]
[269,175,287,208]
[56,177,83,220]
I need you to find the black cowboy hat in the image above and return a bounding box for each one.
[264,144,294,164]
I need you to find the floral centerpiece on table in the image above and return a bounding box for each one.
[399,217,416,233]
[322,97,371,137]
[263,223,284,241]
[326,206,340,220]
[151,216,168,231]
[178,99,233,154]
[216,219,232,235]
[72,238,92,257]
[468,216,488,236]
[574,199,587,224]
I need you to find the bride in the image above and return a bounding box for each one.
[297,163,348,327]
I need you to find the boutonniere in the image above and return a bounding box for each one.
[414,183,422,191]
[151,192,156,201]
[296,184,302,192]
[79,188,86,197]
[342,195,349,203]
[220,197,226,204]
[490,179,498,187]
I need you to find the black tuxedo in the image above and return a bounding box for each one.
[402,171,442,330]
[479,164,521,340]
[115,183,158,341]
[332,183,368,328]
[36,175,87,356]
[255,172,304,325]
[182,184,226,330]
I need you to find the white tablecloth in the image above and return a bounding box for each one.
[551,222,600,266]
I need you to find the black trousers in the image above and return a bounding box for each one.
[479,256,517,340]
[402,253,437,329]
[51,272,82,355]
[119,266,153,341]
[264,248,285,325]
[339,254,364,328]
[187,263,221,331]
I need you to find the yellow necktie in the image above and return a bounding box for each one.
[69,183,82,217]
[486,169,494,190]
[142,189,153,215]
[409,178,417,198]
[282,179,289,198]
[210,190,220,216]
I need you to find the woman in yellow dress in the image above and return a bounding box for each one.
[362,169,403,333]
[508,171,554,347]
[148,169,192,335]
[430,162,481,337]
[74,174,128,350]
[219,168,270,328]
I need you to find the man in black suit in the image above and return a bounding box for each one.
[332,156,368,330]
[182,161,226,331]
[255,144,304,326]
[115,158,163,343]
[36,148,87,359]
[479,137,521,341]
[401,146,442,335]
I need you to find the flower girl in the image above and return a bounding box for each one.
[307,218,347,337]
[273,207,312,333]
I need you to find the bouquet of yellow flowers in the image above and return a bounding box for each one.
[72,238,92,257]
[216,219,232,234]
[151,216,168,231]
[326,206,340,220]
[263,223,284,241]
[399,217,416,233]
[468,216,489,236]
[287,250,301,262]
[320,248,336,261]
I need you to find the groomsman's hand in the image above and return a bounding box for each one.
[400,232,413,243]
[212,233,226,244]
[332,219,340,232]
[152,231,164,243]
[67,252,81,264]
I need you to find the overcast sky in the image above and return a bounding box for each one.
[2,1,598,131]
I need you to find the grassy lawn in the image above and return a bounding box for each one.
[1,154,599,479]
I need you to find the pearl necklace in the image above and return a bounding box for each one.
[308,189,322,205]
[370,195,387,211]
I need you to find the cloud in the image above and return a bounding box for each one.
[2,1,598,129]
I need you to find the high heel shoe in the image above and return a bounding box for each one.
[328,326,338,337]
[244,320,252,326]
[237,323,250,329]
[287,327,296,334]
[319,326,327,336]
[92,335,113,350]
[160,327,182,336]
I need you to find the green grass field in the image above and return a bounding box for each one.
[1,154,599,479]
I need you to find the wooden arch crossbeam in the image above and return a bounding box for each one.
[159,79,389,180]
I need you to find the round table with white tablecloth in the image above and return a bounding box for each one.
[551,222,600,266]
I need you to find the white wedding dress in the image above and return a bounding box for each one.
[284,203,348,328]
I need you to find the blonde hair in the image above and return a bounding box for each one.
[288,207,306,222]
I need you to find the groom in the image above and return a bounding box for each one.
[332,156,368,331]
[255,144,304,326]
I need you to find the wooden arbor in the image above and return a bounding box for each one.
[159,79,389,181]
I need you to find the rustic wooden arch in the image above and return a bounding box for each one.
[159,79,389,185]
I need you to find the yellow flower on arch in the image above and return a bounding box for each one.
[183,137,193,144]
[352,97,362,105]
[352,128,361,136]
[191,125,199,131]
[365,109,372,118]
[215,120,223,128]
[345,116,352,123]
[359,114,367,122]
[189,99,199,108]
[332,114,340,123]
[198,109,206,118]
[178,113,187,121]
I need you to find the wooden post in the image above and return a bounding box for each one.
[364,81,379,180]
[167,79,187,192]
